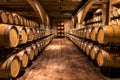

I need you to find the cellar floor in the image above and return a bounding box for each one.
[17,38,120,80]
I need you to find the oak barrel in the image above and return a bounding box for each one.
[36,28,40,38]
[23,18,27,26]
[91,26,100,41]
[80,40,84,50]
[26,46,35,61]
[0,55,21,78]
[40,42,44,50]
[97,25,120,44]
[26,19,30,27]
[36,42,41,52]
[0,11,8,23]
[97,49,113,67]
[26,27,34,42]
[86,27,92,39]
[85,43,93,56]
[16,50,29,68]
[83,41,88,52]
[0,24,19,48]
[16,26,27,44]
[32,44,39,56]
[32,28,37,40]
[7,12,14,24]
[19,16,24,26]
[29,20,32,27]
[97,49,120,68]
[113,9,118,17]
[90,45,99,60]
[13,15,20,25]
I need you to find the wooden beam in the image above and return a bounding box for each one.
[26,0,44,24]
[79,0,99,24]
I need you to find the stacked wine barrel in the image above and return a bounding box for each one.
[110,8,120,25]
[0,11,54,79]
[67,24,120,68]
[86,15,102,27]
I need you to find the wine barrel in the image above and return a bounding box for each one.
[111,19,118,25]
[29,20,32,27]
[83,28,87,38]
[97,25,120,44]
[31,21,34,27]
[91,26,100,41]
[36,28,40,38]
[86,27,92,39]
[0,55,21,78]
[118,8,120,15]
[83,41,88,52]
[19,16,24,26]
[113,9,118,17]
[40,42,42,51]
[16,50,29,68]
[31,21,33,27]
[0,24,19,48]
[16,26,27,44]
[26,27,34,42]
[26,19,30,27]
[80,40,84,50]
[36,42,41,52]
[13,15,20,25]
[32,44,39,56]
[32,28,37,40]
[44,41,47,48]
[32,22,37,27]
[40,30,42,38]
[0,11,8,23]
[40,42,44,50]
[23,18,27,26]
[90,45,99,60]
[7,12,14,24]
[97,49,120,68]
[26,46,35,61]
[43,41,46,48]
[85,43,93,56]
[97,49,113,67]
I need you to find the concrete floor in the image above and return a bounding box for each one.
[17,38,120,80]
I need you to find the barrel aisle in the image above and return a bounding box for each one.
[17,38,117,80]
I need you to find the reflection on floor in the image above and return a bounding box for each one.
[17,38,120,80]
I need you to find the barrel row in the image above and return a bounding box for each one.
[86,15,102,24]
[40,29,53,38]
[110,8,120,25]
[70,25,120,44]
[0,24,53,48]
[112,8,120,18]
[0,11,39,27]
[67,34,120,68]
[0,34,54,78]
[86,22,102,27]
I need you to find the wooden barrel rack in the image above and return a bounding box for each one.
[0,10,54,79]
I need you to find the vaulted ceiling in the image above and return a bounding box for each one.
[38,0,88,23]
[0,0,88,24]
